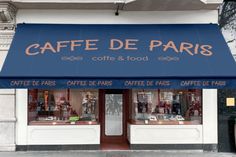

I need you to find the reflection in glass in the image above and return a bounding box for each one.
[105,94,123,136]
[28,89,98,125]
[132,89,202,125]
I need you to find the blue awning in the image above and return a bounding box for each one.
[0,24,236,88]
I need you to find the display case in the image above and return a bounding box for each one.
[28,89,99,125]
[131,89,202,125]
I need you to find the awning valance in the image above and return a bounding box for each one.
[0,24,235,88]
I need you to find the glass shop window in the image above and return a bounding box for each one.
[28,89,98,125]
[131,89,202,125]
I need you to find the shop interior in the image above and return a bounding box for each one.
[28,89,202,126]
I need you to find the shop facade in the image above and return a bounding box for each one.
[0,0,232,152]
[14,88,216,151]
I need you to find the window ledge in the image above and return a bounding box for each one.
[29,120,99,125]
[129,120,201,125]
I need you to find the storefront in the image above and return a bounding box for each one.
[0,23,235,150]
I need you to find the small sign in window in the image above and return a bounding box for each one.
[226,98,235,107]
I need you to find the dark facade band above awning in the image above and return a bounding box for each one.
[0,24,236,88]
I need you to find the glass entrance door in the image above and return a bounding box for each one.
[100,90,128,144]
[105,94,123,136]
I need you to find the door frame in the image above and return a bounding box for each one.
[99,89,129,143]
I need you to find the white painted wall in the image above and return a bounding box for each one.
[202,89,218,144]
[0,89,16,151]
[201,0,223,4]
[0,89,15,95]
[16,89,28,145]
[16,10,218,24]
[128,124,203,144]
[0,30,14,72]
[27,125,100,145]
[0,51,8,72]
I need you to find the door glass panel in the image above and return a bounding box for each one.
[105,94,123,136]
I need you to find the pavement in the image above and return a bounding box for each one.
[0,151,236,157]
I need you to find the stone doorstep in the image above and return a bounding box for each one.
[0,144,16,152]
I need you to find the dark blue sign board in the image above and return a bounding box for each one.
[0,78,234,89]
[0,24,236,88]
